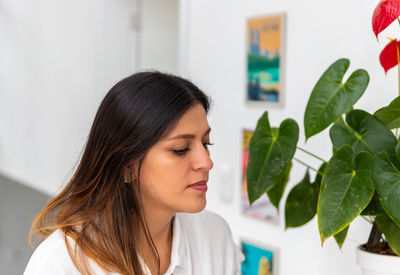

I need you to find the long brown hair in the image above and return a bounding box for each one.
[30,71,210,275]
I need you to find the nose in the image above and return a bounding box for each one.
[193,144,214,171]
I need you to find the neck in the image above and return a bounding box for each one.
[145,211,174,245]
[141,206,175,274]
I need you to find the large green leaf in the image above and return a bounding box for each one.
[285,163,326,229]
[361,192,385,216]
[347,110,399,167]
[396,143,400,162]
[267,162,292,209]
[314,162,327,189]
[376,214,400,256]
[372,152,400,226]
[374,96,400,129]
[285,170,317,228]
[330,109,399,168]
[334,226,349,249]
[318,147,374,243]
[304,58,369,140]
[330,123,357,149]
[247,111,299,204]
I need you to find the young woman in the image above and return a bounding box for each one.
[24,72,244,275]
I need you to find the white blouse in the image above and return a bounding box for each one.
[24,210,245,275]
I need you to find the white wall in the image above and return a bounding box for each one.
[185,0,397,274]
[0,0,179,195]
[0,0,137,194]
[141,0,179,74]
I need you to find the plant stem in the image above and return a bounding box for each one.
[396,42,400,97]
[297,147,327,162]
[366,222,383,251]
[293,157,322,175]
[398,64,400,97]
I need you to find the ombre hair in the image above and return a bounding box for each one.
[30,71,210,275]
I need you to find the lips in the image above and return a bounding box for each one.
[189,180,208,186]
[188,180,208,192]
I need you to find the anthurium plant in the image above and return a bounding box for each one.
[247,0,400,256]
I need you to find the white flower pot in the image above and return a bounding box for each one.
[356,245,400,275]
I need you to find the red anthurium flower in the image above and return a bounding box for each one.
[380,39,400,73]
[372,0,400,39]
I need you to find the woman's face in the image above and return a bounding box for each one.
[139,103,214,215]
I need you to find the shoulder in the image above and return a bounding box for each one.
[24,230,79,275]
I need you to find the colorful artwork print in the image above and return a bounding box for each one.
[247,14,285,104]
[241,130,279,224]
[241,241,276,275]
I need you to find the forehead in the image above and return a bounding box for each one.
[165,104,210,137]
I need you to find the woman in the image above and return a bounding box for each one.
[24,71,244,275]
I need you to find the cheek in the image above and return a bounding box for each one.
[140,153,190,196]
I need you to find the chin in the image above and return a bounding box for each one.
[181,197,207,213]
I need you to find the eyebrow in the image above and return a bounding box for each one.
[166,127,211,141]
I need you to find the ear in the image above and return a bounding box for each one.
[124,162,139,183]
[123,166,132,183]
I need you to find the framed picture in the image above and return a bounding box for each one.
[246,13,286,106]
[241,240,279,275]
[241,129,279,224]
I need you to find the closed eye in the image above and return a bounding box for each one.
[172,142,214,156]
[172,148,189,155]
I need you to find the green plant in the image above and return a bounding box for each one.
[246,0,400,256]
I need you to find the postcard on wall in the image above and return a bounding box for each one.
[241,129,279,224]
[241,240,279,275]
[246,13,286,106]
